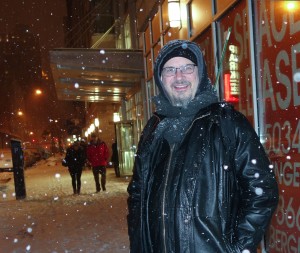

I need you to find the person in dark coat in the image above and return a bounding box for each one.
[79,140,88,169]
[127,40,279,253]
[64,141,86,195]
[111,141,120,177]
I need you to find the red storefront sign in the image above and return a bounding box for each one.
[218,0,300,251]
[255,1,300,252]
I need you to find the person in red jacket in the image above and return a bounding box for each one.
[86,133,109,192]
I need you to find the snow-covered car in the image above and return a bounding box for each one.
[0,171,12,183]
[23,147,42,161]
[0,148,13,172]
[23,149,37,168]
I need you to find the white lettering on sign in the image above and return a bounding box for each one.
[269,195,300,252]
[291,43,300,106]
[223,6,252,116]
[257,1,300,252]
[269,225,300,253]
[258,1,300,53]
[275,50,291,110]
[275,196,300,231]
[233,8,249,61]
[270,1,287,43]
[273,161,300,187]
[228,44,240,96]
[262,43,300,111]
[264,120,300,156]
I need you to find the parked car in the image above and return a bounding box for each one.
[23,147,42,161]
[23,149,36,168]
[41,148,52,159]
[0,148,13,172]
[0,171,12,183]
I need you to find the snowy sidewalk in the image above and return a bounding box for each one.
[0,155,131,253]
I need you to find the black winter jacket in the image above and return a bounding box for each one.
[127,103,278,253]
[65,146,86,172]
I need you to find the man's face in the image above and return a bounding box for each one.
[161,56,199,107]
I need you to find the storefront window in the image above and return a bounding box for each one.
[217,0,253,124]
[194,27,215,85]
[254,1,300,252]
[146,79,156,115]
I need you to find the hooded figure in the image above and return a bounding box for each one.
[127,40,278,253]
[64,141,86,194]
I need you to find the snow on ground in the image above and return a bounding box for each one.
[0,155,131,253]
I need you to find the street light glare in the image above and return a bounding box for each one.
[35,89,42,95]
[94,118,100,127]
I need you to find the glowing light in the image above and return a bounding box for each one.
[113,112,120,122]
[287,2,296,10]
[94,118,100,127]
[168,0,181,28]
[35,89,42,95]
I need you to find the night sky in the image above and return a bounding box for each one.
[0,0,67,71]
[0,0,77,140]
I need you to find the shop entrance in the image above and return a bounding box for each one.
[115,121,135,176]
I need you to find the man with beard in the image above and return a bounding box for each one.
[127,40,278,253]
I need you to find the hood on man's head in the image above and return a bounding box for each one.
[154,40,212,100]
[158,47,197,76]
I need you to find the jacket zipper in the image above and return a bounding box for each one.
[161,112,211,252]
[185,112,211,133]
[162,144,175,253]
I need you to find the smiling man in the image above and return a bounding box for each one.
[161,56,199,108]
[127,40,278,253]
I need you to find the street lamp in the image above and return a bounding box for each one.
[94,118,99,127]
[35,89,42,95]
[94,118,100,134]
[90,123,95,133]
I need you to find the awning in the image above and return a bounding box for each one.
[49,48,144,103]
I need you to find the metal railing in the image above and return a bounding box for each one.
[90,21,119,49]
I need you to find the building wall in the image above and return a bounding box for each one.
[84,103,116,156]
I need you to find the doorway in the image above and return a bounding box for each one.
[115,121,136,176]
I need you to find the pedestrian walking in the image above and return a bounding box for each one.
[64,141,86,195]
[127,40,279,253]
[87,133,109,192]
[111,141,120,177]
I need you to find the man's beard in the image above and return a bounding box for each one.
[169,80,193,108]
[172,97,190,108]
